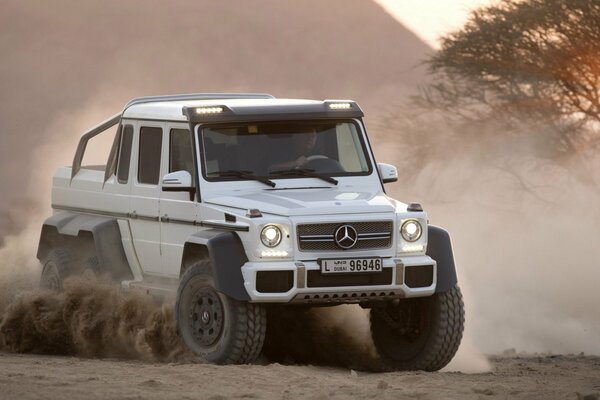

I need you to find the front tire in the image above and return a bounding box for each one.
[175,261,266,364]
[370,285,464,371]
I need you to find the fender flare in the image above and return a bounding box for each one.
[181,230,249,301]
[426,225,458,293]
[37,211,133,281]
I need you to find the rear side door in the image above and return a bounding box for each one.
[129,122,165,275]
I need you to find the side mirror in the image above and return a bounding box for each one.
[162,170,195,199]
[378,163,398,184]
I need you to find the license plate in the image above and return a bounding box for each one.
[320,258,382,274]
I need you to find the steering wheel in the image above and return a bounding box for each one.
[302,155,346,173]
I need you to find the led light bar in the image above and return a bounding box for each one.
[401,244,425,253]
[328,102,353,110]
[195,106,224,114]
[260,250,289,258]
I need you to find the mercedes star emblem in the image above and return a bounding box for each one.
[334,225,358,249]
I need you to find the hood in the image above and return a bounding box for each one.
[203,188,403,216]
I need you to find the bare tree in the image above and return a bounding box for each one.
[419,0,600,157]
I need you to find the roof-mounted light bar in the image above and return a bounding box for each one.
[182,105,233,119]
[324,100,357,111]
[183,99,364,123]
[328,102,353,110]
[195,106,225,114]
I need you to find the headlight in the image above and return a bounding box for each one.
[401,220,422,242]
[261,225,282,247]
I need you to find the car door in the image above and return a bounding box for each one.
[159,124,200,277]
[129,121,165,275]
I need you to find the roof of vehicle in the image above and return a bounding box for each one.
[121,93,363,122]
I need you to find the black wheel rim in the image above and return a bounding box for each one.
[189,288,224,347]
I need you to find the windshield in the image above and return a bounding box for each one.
[199,120,372,182]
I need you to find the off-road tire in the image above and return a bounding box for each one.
[370,285,464,371]
[175,261,266,364]
[40,248,73,291]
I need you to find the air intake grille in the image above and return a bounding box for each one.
[297,221,393,251]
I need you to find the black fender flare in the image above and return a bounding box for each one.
[181,229,250,301]
[426,225,458,293]
[37,211,133,281]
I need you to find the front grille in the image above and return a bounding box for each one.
[307,268,393,287]
[297,221,393,251]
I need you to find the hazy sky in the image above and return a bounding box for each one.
[373,0,494,48]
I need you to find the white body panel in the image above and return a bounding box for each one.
[159,122,201,276]
[128,120,163,274]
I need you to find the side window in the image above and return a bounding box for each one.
[169,129,194,176]
[138,126,163,185]
[117,125,134,184]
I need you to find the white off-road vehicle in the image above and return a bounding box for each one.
[37,93,464,370]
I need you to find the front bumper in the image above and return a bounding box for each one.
[241,255,436,303]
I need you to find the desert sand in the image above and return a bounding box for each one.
[0,352,598,400]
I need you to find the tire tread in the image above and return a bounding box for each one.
[370,285,465,371]
[176,261,266,364]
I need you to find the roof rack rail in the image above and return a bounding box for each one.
[123,92,275,111]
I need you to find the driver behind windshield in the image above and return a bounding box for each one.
[270,129,317,171]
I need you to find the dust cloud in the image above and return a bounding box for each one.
[0,90,190,361]
[379,115,600,358]
[0,278,185,361]
[263,305,385,371]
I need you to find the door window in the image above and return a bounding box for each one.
[117,125,134,184]
[138,127,163,185]
[169,129,194,176]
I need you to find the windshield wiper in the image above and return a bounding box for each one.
[269,168,339,185]
[216,170,276,188]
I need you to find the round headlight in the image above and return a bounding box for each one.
[261,225,282,247]
[401,220,422,242]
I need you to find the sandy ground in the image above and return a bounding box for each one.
[0,353,598,400]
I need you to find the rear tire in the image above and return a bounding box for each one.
[370,285,464,371]
[40,248,72,291]
[175,261,266,364]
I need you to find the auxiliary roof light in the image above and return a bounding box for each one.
[328,102,353,110]
[195,106,224,114]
